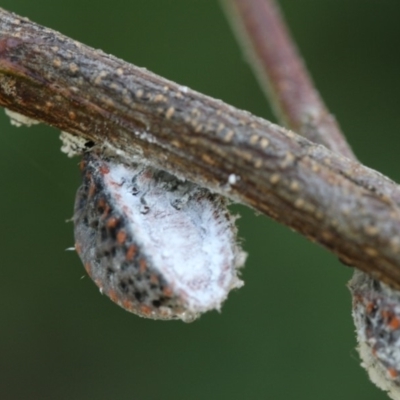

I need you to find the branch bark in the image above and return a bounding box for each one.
[2,8,400,288]
[220,0,355,160]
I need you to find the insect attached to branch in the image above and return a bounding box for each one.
[73,149,246,322]
[350,270,400,400]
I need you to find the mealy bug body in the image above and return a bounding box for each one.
[74,152,245,322]
[350,270,400,399]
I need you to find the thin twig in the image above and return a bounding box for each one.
[2,8,400,288]
[220,0,355,160]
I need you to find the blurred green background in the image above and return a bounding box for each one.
[1,1,399,399]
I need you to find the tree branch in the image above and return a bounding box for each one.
[220,0,355,160]
[2,8,400,288]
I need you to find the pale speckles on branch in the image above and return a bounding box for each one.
[94,70,108,86]
[249,134,259,145]
[269,173,280,185]
[53,57,62,68]
[223,130,235,142]
[289,180,300,192]
[253,159,263,169]
[260,138,269,148]
[153,94,168,103]
[280,152,296,169]
[69,62,79,73]
[364,225,379,237]
[294,198,305,209]
[365,247,379,258]
[165,107,175,120]
[201,153,216,165]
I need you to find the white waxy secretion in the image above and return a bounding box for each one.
[5,109,40,127]
[60,131,91,157]
[228,173,239,185]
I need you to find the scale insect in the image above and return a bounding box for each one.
[350,270,400,400]
[74,151,246,322]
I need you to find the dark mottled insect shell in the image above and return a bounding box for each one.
[350,270,400,400]
[74,152,245,322]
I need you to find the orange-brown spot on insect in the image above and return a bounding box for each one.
[142,169,153,179]
[97,198,106,211]
[163,287,173,297]
[150,274,159,285]
[389,317,400,330]
[139,259,147,274]
[366,302,376,314]
[108,289,118,303]
[122,299,133,311]
[102,203,111,218]
[140,304,152,316]
[88,182,96,198]
[117,230,127,244]
[99,164,110,175]
[159,308,171,318]
[79,159,87,171]
[106,217,119,229]
[75,242,82,254]
[84,262,91,274]
[388,368,398,379]
[68,111,76,120]
[381,310,400,330]
[352,293,362,303]
[126,245,136,261]
[381,310,392,320]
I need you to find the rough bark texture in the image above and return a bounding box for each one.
[2,8,400,288]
